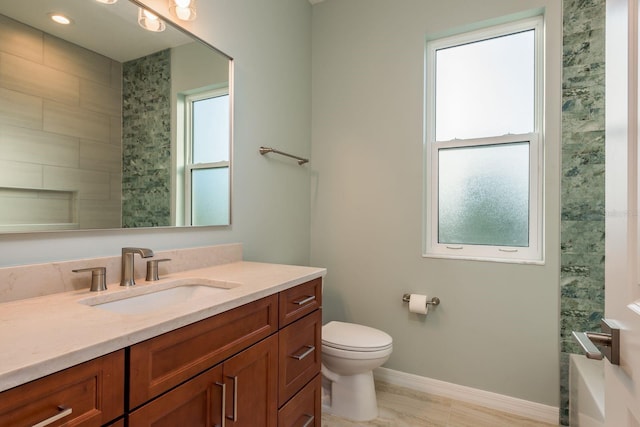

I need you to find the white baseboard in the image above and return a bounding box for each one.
[374,367,559,425]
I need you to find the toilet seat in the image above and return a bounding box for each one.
[322,343,392,360]
[322,321,393,352]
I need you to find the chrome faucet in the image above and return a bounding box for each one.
[120,247,154,286]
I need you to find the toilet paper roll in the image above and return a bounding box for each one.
[408,293,429,315]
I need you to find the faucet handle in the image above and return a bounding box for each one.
[72,267,107,292]
[146,259,171,281]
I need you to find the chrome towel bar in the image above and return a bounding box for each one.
[259,146,309,165]
[402,294,440,306]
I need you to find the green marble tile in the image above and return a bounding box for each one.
[560,220,604,254]
[121,49,172,228]
[560,0,605,423]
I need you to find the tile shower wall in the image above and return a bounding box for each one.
[560,0,605,424]
[122,49,172,228]
[0,14,122,230]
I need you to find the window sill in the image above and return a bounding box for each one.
[421,251,545,265]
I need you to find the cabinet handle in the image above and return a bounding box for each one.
[215,382,226,427]
[294,295,315,306]
[291,345,315,361]
[226,376,238,421]
[301,414,315,427]
[32,405,73,427]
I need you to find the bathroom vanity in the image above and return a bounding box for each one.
[0,246,324,426]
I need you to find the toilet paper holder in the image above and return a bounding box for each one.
[402,293,440,306]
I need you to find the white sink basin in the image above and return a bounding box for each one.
[80,278,239,315]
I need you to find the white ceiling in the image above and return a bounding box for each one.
[0,0,192,62]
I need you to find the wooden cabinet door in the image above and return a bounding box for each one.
[223,335,278,427]
[0,350,124,427]
[128,364,224,427]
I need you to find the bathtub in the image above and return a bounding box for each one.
[569,354,604,427]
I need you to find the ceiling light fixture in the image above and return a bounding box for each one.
[169,0,197,21]
[49,13,73,25]
[95,0,118,4]
[138,8,166,32]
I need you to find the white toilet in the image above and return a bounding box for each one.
[321,321,393,421]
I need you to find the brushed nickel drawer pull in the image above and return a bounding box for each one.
[294,295,315,306]
[291,345,315,360]
[215,382,226,427]
[301,414,315,427]
[32,405,73,427]
[226,376,238,421]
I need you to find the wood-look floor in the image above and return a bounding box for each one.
[321,382,560,427]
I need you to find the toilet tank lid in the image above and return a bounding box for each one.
[322,321,392,351]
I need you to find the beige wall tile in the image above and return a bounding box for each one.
[110,115,122,146]
[0,17,125,232]
[0,87,42,130]
[0,15,43,63]
[80,79,121,117]
[79,139,121,173]
[0,160,43,189]
[0,125,79,168]
[0,189,74,224]
[44,35,111,86]
[0,12,126,233]
[111,60,123,92]
[0,52,79,105]
[110,172,122,202]
[43,166,110,200]
[43,100,111,143]
[78,199,121,229]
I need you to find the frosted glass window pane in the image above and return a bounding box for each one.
[435,30,535,141]
[192,94,229,163]
[191,167,229,226]
[438,143,529,246]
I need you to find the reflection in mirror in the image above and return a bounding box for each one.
[0,0,232,233]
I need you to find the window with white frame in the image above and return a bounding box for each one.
[184,88,230,226]
[424,16,544,263]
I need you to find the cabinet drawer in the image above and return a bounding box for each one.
[0,350,124,427]
[279,278,322,328]
[278,374,321,427]
[128,364,224,427]
[129,294,278,409]
[278,310,322,406]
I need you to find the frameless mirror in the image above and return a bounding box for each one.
[0,0,232,232]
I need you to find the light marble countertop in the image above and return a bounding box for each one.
[0,261,326,393]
